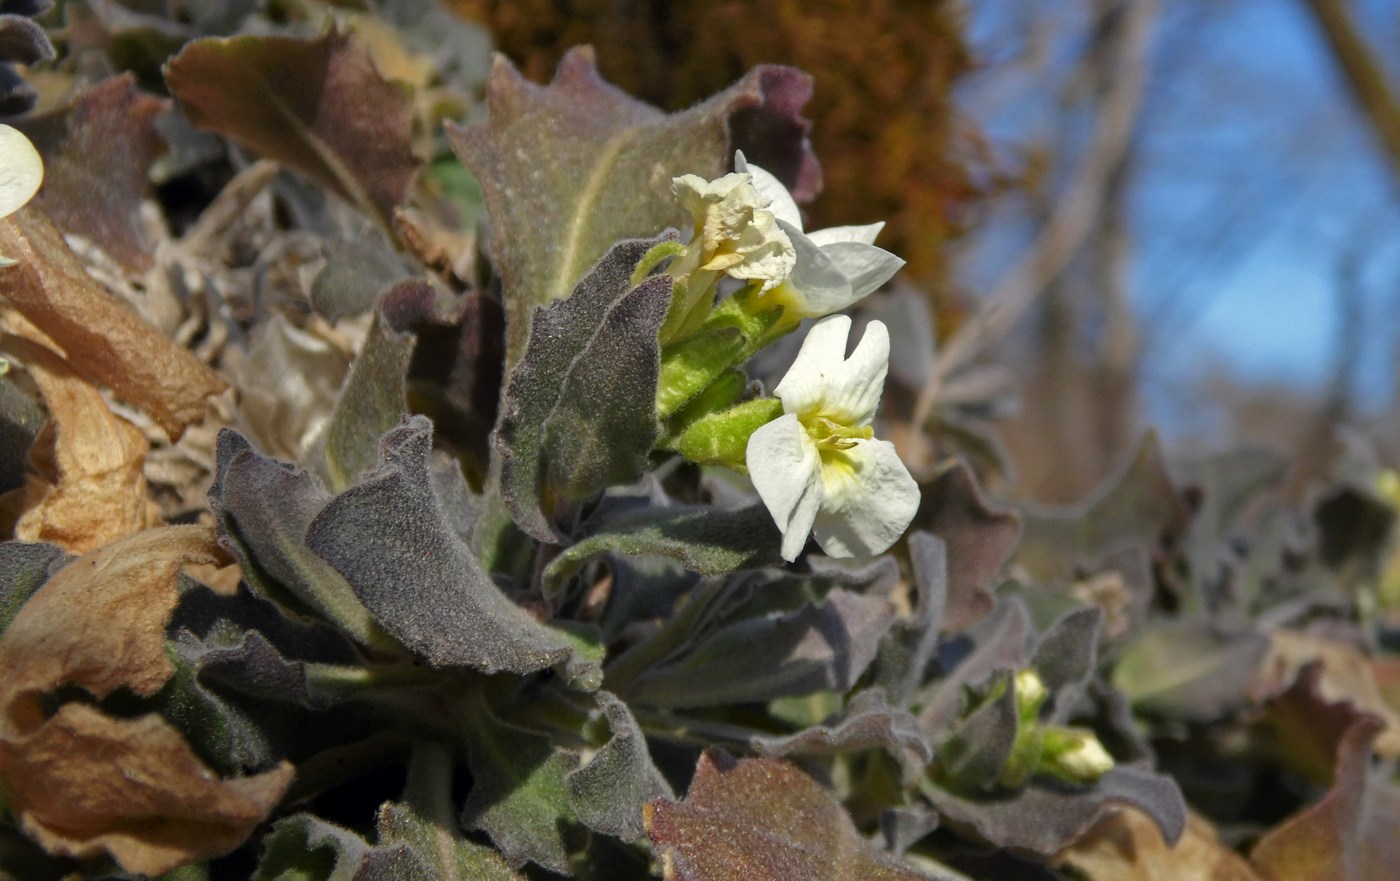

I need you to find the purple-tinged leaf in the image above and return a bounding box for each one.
[754,688,932,784]
[0,14,52,114]
[1030,606,1102,723]
[31,75,167,272]
[926,764,1186,855]
[1018,433,1187,585]
[912,464,1019,631]
[310,234,416,322]
[164,28,419,227]
[448,47,818,365]
[567,692,673,840]
[934,670,1019,791]
[209,430,386,648]
[494,236,672,541]
[622,588,896,709]
[306,417,588,679]
[1250,716,1400,881]
[919,599,1033,738]
[646,751,959,881]
[875,531,947,706]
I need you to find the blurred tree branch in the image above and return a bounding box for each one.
[1299,0,1400,185]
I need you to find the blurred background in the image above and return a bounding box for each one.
[453,0,1400,505]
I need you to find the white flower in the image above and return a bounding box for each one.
[0,124,43,267]
[747,315,919,561]
[671,171,795,291]
[735,151,904,318]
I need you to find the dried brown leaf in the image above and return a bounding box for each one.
[1055,808,1262,881]
[1,336,158,552]
[0,206,228,439]
[0,525,291,875]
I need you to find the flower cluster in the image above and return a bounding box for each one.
[661,155,917,561]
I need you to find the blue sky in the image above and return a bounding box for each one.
[958,0,1400,437]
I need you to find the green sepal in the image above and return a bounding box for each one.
[656,326,745,419]
[672,368,747,427]
[669,398,784,471]
[631,240,686,287]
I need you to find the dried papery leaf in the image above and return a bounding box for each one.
[1253,630,1400,761]
[567,691,673,840]
[911,463,1019,631]
[646,751,956,881]
[1250,717,1400,881]
[448,47,817,365]
[164,28,420,228]
[33,74,168,272]
[1258,662,1374,785]
[0,207,228,439]
[494,235,672,541]
[0,526,293,874]
[2,336,159,552]
[1055,808,1263,881]
[306,417,586,678]
[753,688,933,784]
[233,313,348,462]
[926,765,1186,856]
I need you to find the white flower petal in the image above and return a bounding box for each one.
[821,241,905,299]
[807,222,885,247]
[0,124,43,219]
[823,319,889,425]
[776,219,857,317]
[811,439,919,558]
[774,314,854,416]
[733,151,800,224]
[747,414,824,561]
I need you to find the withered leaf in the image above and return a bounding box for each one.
[33,74,168,272]
[0,206,228,439]
[2,336,158,552]
[646,751,957,881]
[0,526,293,875]
[1250,716,1400,881]
[1055,808,1263,881]
[164,28,419,227]
[448,46,817,365]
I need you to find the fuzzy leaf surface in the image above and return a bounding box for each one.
[646,751,956,881]
[753,688,933,783]
[448,46,817,365]
[494,236,672,540]
[307,417,583,677]
[165,28,419,226]
[567,692,673,840]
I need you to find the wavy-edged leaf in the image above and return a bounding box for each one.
[753,688,932,784]
[567,692,673,840]
[253,814,428,881]
[646,751,957,881]
[494,235,672,541]
[307,416,588,679]
[911,464,1019,631]
[164,28,419,227]
[448,46,817,365]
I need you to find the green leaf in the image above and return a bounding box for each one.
[544,503,782,594]
[253,814,429,881]
[494,236,672,541]
[165,28,419,228]
[377,801,525,881]
[567,692,673,840]
[0,541,63,634]
[647,751,951,881]
[319,282,432,493]
[1111,619,1269,723]
[306,417,588,677]
[447,47,817,366]
[455,693,581,873]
